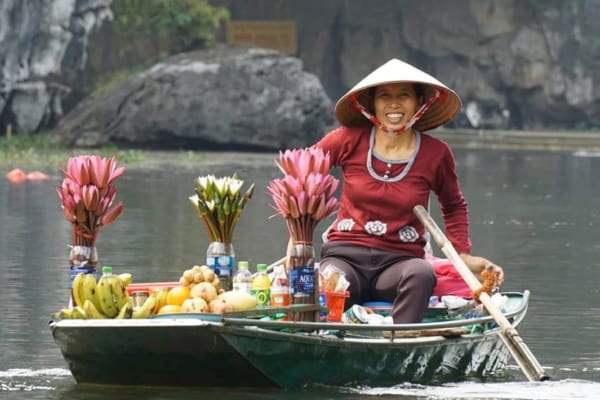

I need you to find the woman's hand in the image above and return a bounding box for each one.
[459,253,505,285]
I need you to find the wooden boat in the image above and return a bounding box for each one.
[49,290,529,388]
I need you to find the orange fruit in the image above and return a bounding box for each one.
[158,304,182,314]
[166,285,190,306]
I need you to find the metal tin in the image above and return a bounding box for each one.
[342,304,369,324]
[132,290,149,308]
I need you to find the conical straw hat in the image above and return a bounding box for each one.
[334,58,462,132]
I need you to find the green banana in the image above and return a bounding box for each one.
[116,302,133,319]
[96,276,119,317]
[84,299,108,319]
[71,306,87,319]
[118,272,133,286]
[51,308,74,320]
[71,273,86,308]
[132,294,157,319]
[82,273,103,312]
[109,275,129,310]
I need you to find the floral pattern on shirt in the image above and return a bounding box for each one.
[336,218,355,232]
[398,226,419,243]
[365,220,387,236]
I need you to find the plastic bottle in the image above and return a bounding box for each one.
[101,265,113,277]
[206,242,235,291]
[251,263,271,308]
[270,265,290,307]
[233,261,253,295]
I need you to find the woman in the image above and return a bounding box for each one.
[315,58,504,324]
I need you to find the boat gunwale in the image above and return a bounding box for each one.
[48,291,528,333]
[222,290,529,332]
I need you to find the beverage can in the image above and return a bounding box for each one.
[342,304,369,324]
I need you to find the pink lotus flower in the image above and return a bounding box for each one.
[57,155,125,248]
[268,147,339,243]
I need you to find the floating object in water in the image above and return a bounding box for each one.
[6,168,27,183]
[6,168,50,183]
[26,171,50,180]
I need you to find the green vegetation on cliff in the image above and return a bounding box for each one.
[113,0,229,53]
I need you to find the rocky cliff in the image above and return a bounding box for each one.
[0,0,113,133]
[2,0,600,142]
[215,0,600,131]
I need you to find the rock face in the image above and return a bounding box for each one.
[215,0,600,131]
[56,47,333,150]
[3,0,600,141]
[0,0,113,133]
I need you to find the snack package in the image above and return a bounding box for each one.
[321,264,350,292]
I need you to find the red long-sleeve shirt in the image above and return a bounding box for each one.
[315,125,472,257]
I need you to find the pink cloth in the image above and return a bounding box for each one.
[429,256,472,298]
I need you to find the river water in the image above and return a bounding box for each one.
[1,148,600,400]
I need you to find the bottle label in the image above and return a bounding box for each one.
[233,282,251,294]
[251,289,270,307]
[207,255,234,278]
[217,255,234,277]
[289,267,314,295]
[271,292,290,307]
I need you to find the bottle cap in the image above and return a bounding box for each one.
[238,261,249,269]
[257,263,267,271]
[102,266,113,274]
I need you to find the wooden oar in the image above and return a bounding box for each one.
[413,205,549,382]
[266,256,287,272]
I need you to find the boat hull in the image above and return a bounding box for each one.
[49,291,528,388]
[50,319,277,387]
[222,326,510,388]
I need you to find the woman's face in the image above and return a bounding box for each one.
[373,83,421,130]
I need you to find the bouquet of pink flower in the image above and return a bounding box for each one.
[267,147,340,243]
[56,155,125,267]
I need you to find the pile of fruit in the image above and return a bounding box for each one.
[157,265,256,314]
[51,265,257,320]
[52,272,137,320]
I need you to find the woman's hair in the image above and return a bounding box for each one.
[365,83,426,113]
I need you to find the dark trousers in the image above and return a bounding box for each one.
[320,242,436,323]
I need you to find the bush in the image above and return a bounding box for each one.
[112,0,230,53]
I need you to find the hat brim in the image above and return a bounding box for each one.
[334,59,462,132]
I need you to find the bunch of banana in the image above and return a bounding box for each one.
[51,306,87,320]
[70,272,133,319]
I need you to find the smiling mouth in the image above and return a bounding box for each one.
[385,113,405,123]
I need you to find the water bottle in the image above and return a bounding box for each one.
[251,263,271,308]
[270,265,290,307]
[233,261,253,295]
[206,242,235,291]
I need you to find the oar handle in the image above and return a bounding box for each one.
[413,205,549,382]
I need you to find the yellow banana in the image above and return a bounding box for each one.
[83,299,107,319]
[132,294,157,319]
[71,273,86,308]
[118,273,133,286]
[109,275,129,310]
[96,276,119,318]
[152,288,168,314]
[51,308,74,320]
[116,302,133,319]
[71,306,87,319]
[82,273,103,312]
